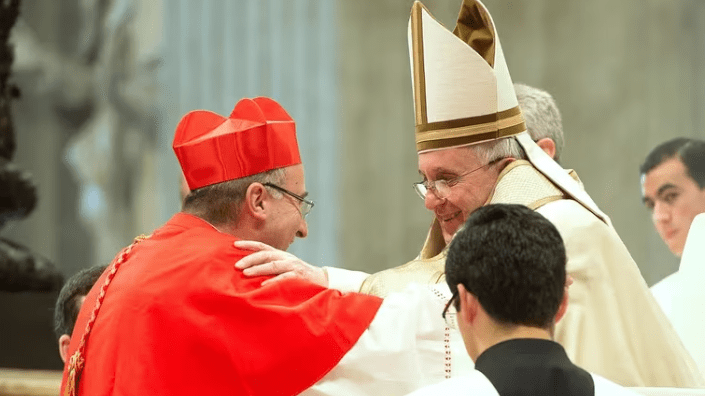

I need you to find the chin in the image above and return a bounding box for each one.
[665,240,684,257]
[670,245,684,258]
[441,224,462,244]
[443,234,453,246]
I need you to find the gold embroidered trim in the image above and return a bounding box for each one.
[412,2,427,126]
[417,106,521,133]
[416,111,525,151]
[64,234,151,396]
[529,195,564,211]
[453,0,496,67]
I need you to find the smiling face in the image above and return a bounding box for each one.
[642,157,705,256]
[418,146,502,245]
[264,165,310,250]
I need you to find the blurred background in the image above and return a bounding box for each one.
[0,0,704,369]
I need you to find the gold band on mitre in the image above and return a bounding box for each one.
[415,106,526,152]
[408,0,525,153]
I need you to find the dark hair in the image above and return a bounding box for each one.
[53,265,107,339]
[182,168,286,226]
[445,204,566,328]
[640,138,704,188]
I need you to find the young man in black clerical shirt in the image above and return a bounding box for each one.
[407,204,640,396]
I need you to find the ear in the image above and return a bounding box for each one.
[535,137,556,160]
[457,284,478,325]
[244,182,269,221]
[554,279,570,324]
[59,334,71,364]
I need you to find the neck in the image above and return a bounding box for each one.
[470,322,553,362]
[181,209,255,241]
[213,220,261,242]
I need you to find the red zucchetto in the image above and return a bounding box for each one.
[173,97,302,190]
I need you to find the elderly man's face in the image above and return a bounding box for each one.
[642,157,705,256]
[264,165,310,251]
[418,146,501,245]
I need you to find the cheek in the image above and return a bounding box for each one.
[450,190,484,216]
[676,194,705,220]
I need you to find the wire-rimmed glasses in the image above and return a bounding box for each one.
[413,158,502,200]
[263,182,315,218]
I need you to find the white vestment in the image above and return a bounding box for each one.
[650,213,705,373]
[405,371,643,396]
[303,283,474,396]
[324,161,703,388]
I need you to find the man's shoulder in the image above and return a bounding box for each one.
[536,198,603,225]
[149,215,247,262]
[115,219,250,299]
[491,160,566,210]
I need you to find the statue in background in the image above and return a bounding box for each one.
[0,0,62,292]
[11,0,161,268]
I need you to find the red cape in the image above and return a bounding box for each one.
[60,213,382,395]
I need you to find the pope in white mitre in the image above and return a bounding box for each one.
[237,0,703,389]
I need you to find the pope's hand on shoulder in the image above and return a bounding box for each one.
[233,240,328,287]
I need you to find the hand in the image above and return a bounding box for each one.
[233,240,328,287]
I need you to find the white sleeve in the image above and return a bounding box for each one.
[303,283,475,396]
[323,267,370,293]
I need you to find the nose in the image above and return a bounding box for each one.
[652,202,671,224]
[296,217,308,238]
[424,189,445,211]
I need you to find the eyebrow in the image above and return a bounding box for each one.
[642,182,679,204]
[301,191,309,199]
[418,167,459,178]
[655,183,678,197]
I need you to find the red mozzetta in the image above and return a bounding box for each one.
[60,213,382,395]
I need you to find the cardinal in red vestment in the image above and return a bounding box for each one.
[60,97,383,395]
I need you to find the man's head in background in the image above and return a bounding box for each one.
[640,138,704,256]
[54,264,107,363]
[514,83,565,163]
[444,204,568,361]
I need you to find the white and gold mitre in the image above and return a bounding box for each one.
[408,0,526,152]
[408,0,610,224]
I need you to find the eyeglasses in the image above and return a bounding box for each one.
[442,289,459,329]
[413,158,503,200]
[263,182,315,218]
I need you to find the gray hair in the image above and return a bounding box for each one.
[514,83,565,162]
[182,168,287,226]
[469,136,525,164]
